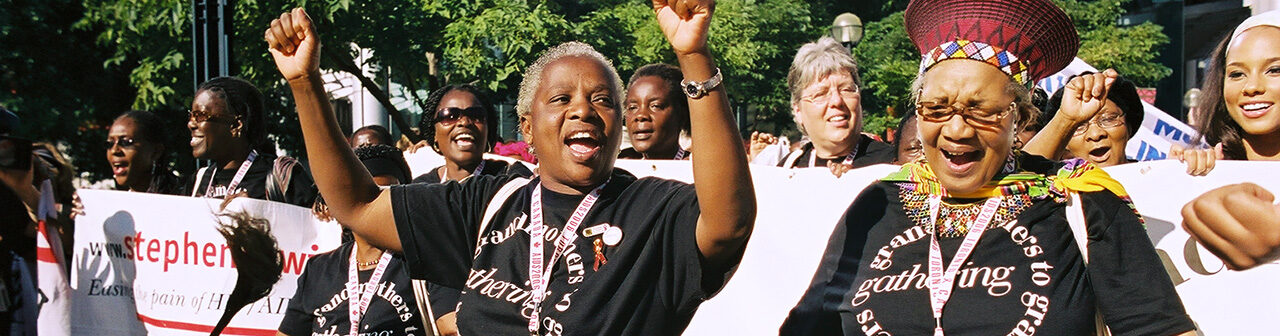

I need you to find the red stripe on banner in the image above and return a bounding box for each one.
[136,313,276,335]
[36,246,58,263]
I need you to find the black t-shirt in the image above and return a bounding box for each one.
[411,159,533,184]
[391,169,730,335]
[279,242,425,336]
[406,158,536,318]
[778,134,895,168]
[616,147,691,160]
[186,154,318,208]
[780,161,1194,335]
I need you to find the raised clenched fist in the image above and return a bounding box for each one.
[1058,69,1118,126]
[265,8,321,81]
[652,0,714,56]
[1182,183,1280,270]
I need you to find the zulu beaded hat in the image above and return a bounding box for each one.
[905,0,1080,86]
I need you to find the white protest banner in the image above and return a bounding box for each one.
[72,190,342,336]
[1038,58,1204,161]
[629,163,901,336]
[1106,160,1280,335]
[406,157,1280,334]
[37,180,71,336]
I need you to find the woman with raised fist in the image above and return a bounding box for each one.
[264,0,754,334]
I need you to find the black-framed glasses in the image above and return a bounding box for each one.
[1073,112,1126,135]
[914,100,1016,127]
[436,107,486,126]
[105,137,137,149]
[188,109,235,124]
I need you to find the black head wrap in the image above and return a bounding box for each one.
[1043,72,1145,137]
[354,144,411,184]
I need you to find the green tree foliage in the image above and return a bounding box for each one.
[50,0,818,181]
[3,0,1170,181]
[434,0,814,135]
[0,0,136,183]
[1054,0,1171,87]
[852,11,917,136]
[68,0,444,180]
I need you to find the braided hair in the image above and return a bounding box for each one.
[354,144,412,185]
[197,77,274,155]
[416,84,499,153]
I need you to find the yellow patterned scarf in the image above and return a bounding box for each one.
[882,156,1129,200]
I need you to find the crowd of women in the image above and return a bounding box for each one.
[2,0,1280,334]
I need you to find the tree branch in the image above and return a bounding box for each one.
[321,47,422,143]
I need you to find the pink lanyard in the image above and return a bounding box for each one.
[204,150,257,198]
[526,181,607,334]
[926,196,1002,336]
[673,148,689,160]
[347,246,392,336]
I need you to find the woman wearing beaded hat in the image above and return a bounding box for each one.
[781,0,1196,335]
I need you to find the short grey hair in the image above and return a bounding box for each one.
[516,41,625,121]
[787,36,863,135]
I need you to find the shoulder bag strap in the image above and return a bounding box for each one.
[191,166,210,197]
[267,156,299,202]
[1066,192,1090,264]
[411,279,441,336]
[781,149,804,168]
[408,177,531,336]
[1066,192,1112,336]
[480,177,532,242]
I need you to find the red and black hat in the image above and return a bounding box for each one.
[905,0,1079,86]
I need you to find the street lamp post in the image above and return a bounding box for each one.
[831,13,864,49]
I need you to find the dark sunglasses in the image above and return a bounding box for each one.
[436,107,486,126]
[105,137,138,149]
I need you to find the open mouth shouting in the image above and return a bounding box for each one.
[565,129,603,163]
[941,147,983,174]
[1240,101,1273,119]
[190,133,204,148]
[1087,145,1112,163]
[451,131,478,151]
[111,160,130,177]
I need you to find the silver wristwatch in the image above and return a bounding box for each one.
[681,68,723,99]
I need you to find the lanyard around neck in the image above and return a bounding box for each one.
[673,148,689,160]
[347,245,392,336]
[525,180,608,334]
[926,196,1002,336]
[204,150,257,198]
[439,160,487,182]
[808,146,856,168]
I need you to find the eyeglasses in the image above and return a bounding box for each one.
[801,85,860,103]
[105,137,137,149]
[914,100,1016,127]
[188,109,235,124]
[436,107,486,126]
[1073,112,1126,135]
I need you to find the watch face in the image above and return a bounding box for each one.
[684,83,700,97]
